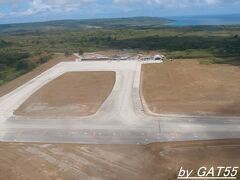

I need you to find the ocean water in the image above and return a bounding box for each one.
[168,14,240,26]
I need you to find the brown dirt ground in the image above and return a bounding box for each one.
[0,53,75,97]
[15,72,116,117]
[141,60,240,116]
[0,140,239,180]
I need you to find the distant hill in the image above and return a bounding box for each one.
[167,14,240,26]
[0,17,173,34]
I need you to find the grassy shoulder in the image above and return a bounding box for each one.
[15,71,116,117]
[141,60,240,116]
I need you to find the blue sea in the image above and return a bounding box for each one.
[167,14,240,26]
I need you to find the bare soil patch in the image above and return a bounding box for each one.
[0,53,75,97]
[15,71,115,117]
[0,140,239,180]
[141,60,240,116]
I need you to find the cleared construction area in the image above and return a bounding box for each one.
[0,140,239,180]
[15,71,116,117]
[1,61,240,144]
[0,59,240,179]
[141,60,240,116]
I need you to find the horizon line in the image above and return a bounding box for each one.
[1,13,240,26]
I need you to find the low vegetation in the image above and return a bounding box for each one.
[0,17,239,85]
[0,50,52,85]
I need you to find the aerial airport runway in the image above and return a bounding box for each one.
[0,61,239,144]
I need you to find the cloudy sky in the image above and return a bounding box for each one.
[0,0,240,24]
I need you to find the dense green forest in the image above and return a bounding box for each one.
[0,17,240,85]
[0,50,52,85]
[0,17,172,34]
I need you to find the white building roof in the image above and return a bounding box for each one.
[154,55,163,59]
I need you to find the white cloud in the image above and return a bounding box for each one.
[0,12,4,18]
[23,0,95,15]
[0,0,95,17]
[0,0,239,19]
[44,0,94,11]
[20,0,51,16]
[113,0,240,8]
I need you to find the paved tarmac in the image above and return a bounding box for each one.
[0,60,239,144]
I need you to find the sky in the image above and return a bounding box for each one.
[0,0,240,24]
